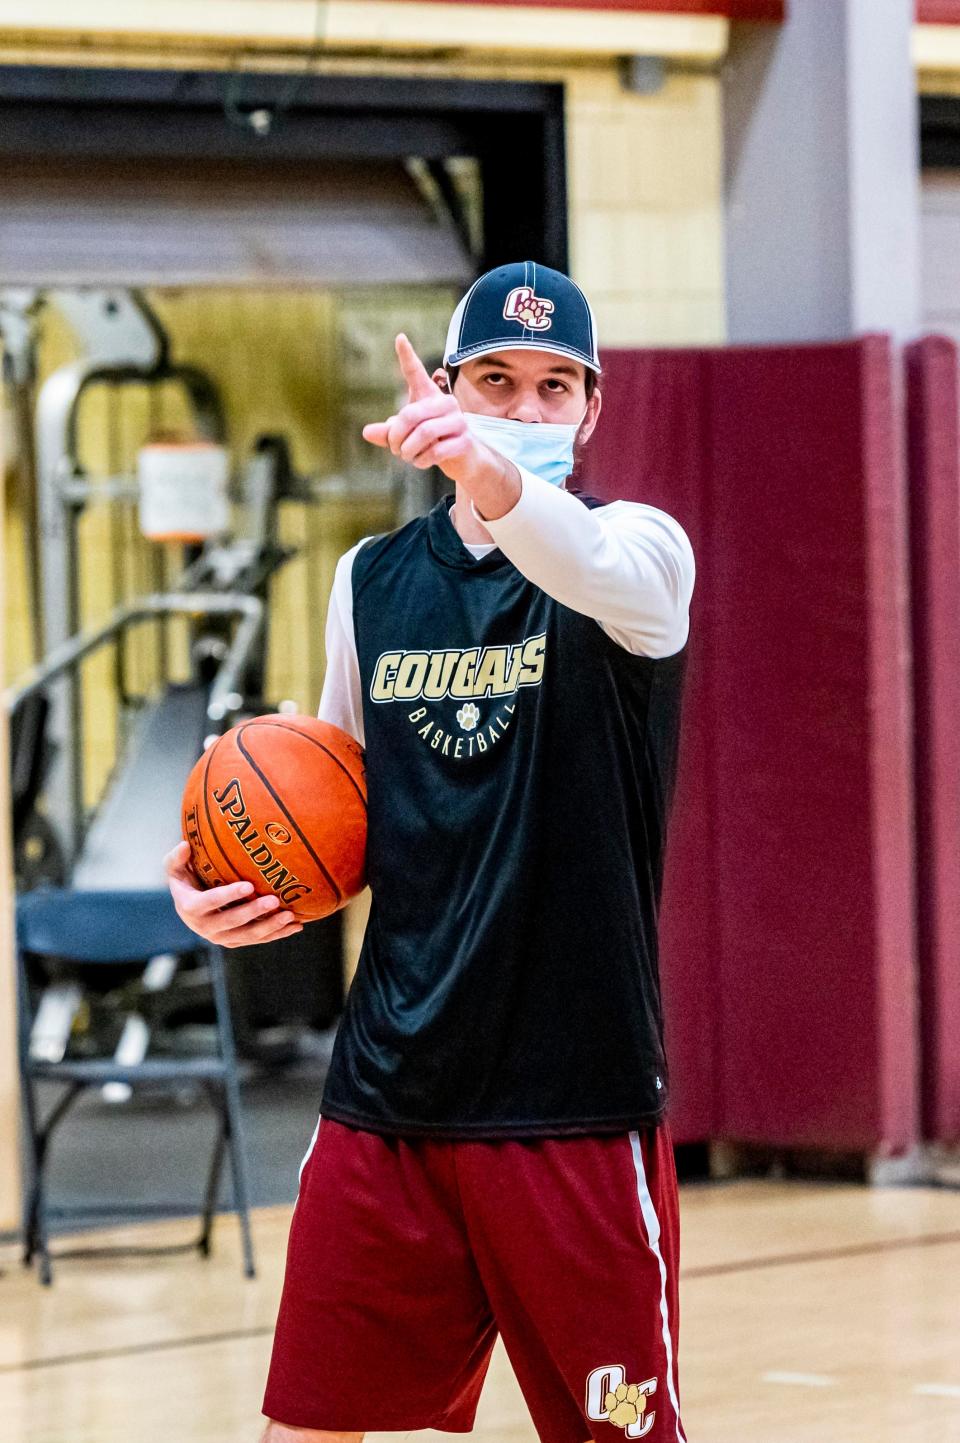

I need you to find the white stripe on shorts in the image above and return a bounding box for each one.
[297,1114,322,1188]
[629,1130,686,1442]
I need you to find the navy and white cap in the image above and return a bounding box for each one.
[443,260,600,374]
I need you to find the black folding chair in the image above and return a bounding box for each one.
[15,888,255,1284]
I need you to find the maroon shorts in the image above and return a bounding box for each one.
[263,1116,685,1442]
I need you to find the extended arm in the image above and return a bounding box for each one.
[473,466,695,659]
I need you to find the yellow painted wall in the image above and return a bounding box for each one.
[0,2,728,63]
[4,285,457,806]
[916,22,960,80]
[566,66,724,344]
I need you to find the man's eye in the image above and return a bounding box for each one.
[544,380,568,393]
[482,373,507,384]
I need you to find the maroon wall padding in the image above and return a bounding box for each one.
[577,352,718,1144]
[905,337,960,1144]
[579,338,918,1153]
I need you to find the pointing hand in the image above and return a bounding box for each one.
[362,334,481,483]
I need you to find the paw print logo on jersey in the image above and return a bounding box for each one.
[503,285,555,331]
[585,1366,657,1439]
[456,703,480,731]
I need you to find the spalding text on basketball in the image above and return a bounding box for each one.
[212,778,312,903]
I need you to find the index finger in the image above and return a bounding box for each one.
[171,868,256,912]
[396,333,439,403]
[165,842,254,904]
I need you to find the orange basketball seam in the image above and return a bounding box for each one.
[200,736,245,887]
[250,721,368,812]
[235,725,344,907]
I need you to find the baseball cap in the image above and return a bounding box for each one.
[443,261,600,374]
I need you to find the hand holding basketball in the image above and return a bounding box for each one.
[165,841,304,947]
[362,333,481,483]
[179,715,367,929]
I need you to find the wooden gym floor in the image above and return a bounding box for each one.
[1,1181,959,1443]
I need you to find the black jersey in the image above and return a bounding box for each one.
[319,492,688,1139]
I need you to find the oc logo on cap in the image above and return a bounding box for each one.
[503,285,555,332]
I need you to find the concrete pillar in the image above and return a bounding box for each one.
[723,0,921,343]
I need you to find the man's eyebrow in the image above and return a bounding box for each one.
[476,354,580,377]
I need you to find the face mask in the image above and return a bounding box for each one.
[463,408,588,488]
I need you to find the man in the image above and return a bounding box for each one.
[166,261,695,1443]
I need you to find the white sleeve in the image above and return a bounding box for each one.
[473,466,695,658]
[317,539,368,747]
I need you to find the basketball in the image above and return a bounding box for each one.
[181,715,367,923]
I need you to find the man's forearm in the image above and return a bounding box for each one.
[472,464,696,659]
[456,448,522,522]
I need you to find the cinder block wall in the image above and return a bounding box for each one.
[566,66,724,345]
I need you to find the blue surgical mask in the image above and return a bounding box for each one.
[463,409,588,488]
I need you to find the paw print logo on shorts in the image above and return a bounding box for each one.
[503,285,555,332]
[605,1382,648,1430]
[456,703,480,731]
[585,1367,658,1439]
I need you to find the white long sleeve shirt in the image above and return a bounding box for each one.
[318,463,695,746]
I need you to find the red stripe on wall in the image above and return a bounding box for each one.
[904,337,960,1142]
[391,0,960,20]
[918,0,960,22]
[392,0,786,18]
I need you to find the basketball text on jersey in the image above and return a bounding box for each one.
[368,632,545,762]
